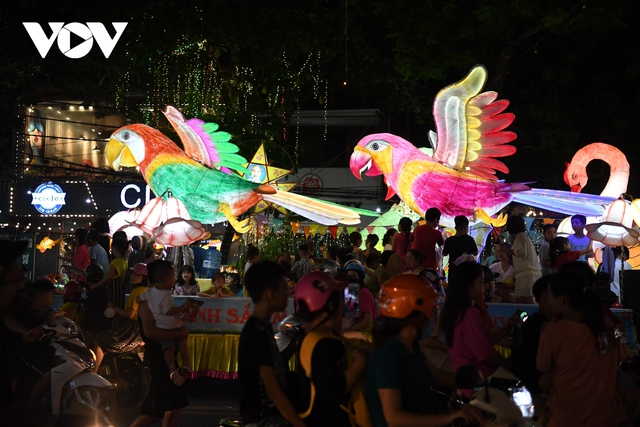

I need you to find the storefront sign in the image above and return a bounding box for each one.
[31,182,66,214]
[120,183,154,209]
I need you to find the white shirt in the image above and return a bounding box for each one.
[138,287,182,330]
[612,259,631,300]
[490,262,516,283]
[567,234,592,262]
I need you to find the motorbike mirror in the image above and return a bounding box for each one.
[454,365,483,390]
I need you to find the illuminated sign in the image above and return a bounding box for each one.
[120,183,154,209]
[31,182,66,214]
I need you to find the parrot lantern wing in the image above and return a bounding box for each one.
[162,106,249,174]
[431,65,517,181]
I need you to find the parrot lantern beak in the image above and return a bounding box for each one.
[350,146,387,180]
[350,148,372,180]
[105,138,138,170]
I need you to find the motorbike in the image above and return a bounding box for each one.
[454,365,542,427]
[40,317,115,416]
[98,345,150,409]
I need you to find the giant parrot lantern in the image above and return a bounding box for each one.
[105,106,368,232]
[350,65,616,224]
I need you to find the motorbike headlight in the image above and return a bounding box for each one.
[510,386,534,418]
[67,349,95,371]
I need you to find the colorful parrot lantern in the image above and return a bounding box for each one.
[104,106,372,233]
[585,199,639,247]
[350,65,616,225]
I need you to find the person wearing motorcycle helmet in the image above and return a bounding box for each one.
[367,275,484,427]
[294,272,369,427]
[342,260,377,340]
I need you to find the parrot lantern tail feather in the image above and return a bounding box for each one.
[262,192,362,225]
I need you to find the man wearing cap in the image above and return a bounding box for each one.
[0,240,54,425]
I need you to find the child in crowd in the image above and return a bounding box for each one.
[292,244,317,282]
[382,228,397,251]
[199,273,234,299]
[137,260,194,385]
[225,272,243,297]
[393,217,413,261]
[294,272,369,427]
[549,236,594,271]
[443,215,478,275]
[238,261,304,427]
[537,270,626,426]
[349,231,366,263]
[489,244,516,286]
[364,252,385,296]
[174,265,200,295]
[538,224,557,276]
[86,228,110,275]
[568,214,592,262]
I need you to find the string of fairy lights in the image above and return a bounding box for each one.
[114,41,330,165]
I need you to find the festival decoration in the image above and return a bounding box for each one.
[105,106,371,233]
[241,143,295,215]
[350,65,616,224]
[564,143,629,197]
[108,209,146,240]
[111,194,207,247]
[37,236,61,253]
[585,199,639,247]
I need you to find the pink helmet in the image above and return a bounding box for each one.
[294,272,345,313]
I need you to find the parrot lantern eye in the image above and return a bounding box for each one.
[365,140,390,152]
[122,132,130,140]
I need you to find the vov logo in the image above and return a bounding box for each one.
[23,22,128,59]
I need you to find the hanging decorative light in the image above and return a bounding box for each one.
[127,198,167,236]
[37,236,61,253]
[585,199,639,247]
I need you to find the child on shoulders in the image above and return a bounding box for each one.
[137,260,194,385]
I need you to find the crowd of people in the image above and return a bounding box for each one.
[0,207,637,427]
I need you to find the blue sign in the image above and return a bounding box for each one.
[31,182,66,214]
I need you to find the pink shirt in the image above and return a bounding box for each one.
[393,232,412,260]
[448,306,497,380]
[356,287,378,323]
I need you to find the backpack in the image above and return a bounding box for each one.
[298,330,372,427]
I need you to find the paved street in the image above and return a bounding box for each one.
[111,378,240,427]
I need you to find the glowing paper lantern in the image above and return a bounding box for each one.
[350,65,614,226]
[104,106,369,233]
[108,209,146,240]
[585,199,639,247]
[37,236,61,253]
[128,197,166,236]
[564,143,629,197]
[154,218,207,247]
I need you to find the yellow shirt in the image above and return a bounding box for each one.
[124,285,148,321]
[203,285,234,296]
